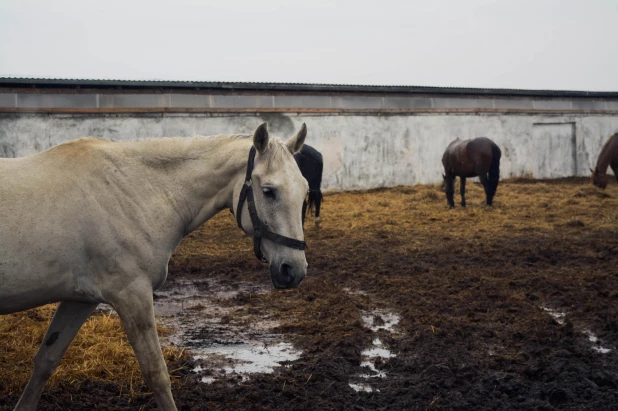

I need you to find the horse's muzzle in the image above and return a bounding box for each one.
[270,262,306,289]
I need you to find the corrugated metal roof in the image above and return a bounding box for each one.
[1,77,617,98]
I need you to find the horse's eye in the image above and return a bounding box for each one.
[263,187,276,199]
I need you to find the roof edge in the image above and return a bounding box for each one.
[1,77,618,98]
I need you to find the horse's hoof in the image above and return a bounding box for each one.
[314,217,321,229]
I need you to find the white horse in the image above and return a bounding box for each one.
[0,122,309,410]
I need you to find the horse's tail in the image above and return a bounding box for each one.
[488,142,501,194]
[307,188,323,216]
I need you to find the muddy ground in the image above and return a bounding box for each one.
[3,178,618,410]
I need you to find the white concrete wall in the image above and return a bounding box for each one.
[1,113,618,190]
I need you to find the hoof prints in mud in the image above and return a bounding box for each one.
[539,305,614,354]
[585,330,613,354]
[349,309,400,393]
[154,278,301,383]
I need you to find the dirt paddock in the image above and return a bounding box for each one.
[2,178,618,410]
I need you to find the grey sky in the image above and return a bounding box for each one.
[1,0,617,90]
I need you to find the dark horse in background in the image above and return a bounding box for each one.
[295,144,323,227]
[442,137,501,208]
[591,132,618,189]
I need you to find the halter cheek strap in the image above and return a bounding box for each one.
[236,146,307,263]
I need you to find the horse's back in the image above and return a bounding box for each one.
[442,137,499,175]
[1,137,109,174]
[295,144,323,185]
[442,138,468,167]
[600,133,618,161]
[298,144,322,162]
[1,138,113,214]
[468,137,499,158]
[295,145,323,168]
[0,137,171,253]
[0,138,158,313]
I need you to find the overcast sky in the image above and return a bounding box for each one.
[1,0,617,91]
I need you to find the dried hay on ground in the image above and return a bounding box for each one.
[0,305,185,396]
[3,177,618,410]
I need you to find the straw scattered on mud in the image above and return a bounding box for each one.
[2,177,618,410]
[0,306,185,396]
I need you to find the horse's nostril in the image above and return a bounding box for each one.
[280,263,294,284]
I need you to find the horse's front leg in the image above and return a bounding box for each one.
[460,177,467,207]
[109,280,177,411]
[14,301,98,411]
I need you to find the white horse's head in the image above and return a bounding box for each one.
[235,122,309,289]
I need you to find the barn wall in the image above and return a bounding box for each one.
[2,112,618,190]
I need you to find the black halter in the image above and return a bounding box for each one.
[236,146,307,263]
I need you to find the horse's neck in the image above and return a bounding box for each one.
[596,133,618,172]
[118,135,251,234]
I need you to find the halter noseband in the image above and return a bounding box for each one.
[236,146,307,263]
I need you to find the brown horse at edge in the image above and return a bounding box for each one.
[442,137,502,208]
[591,132,618,189]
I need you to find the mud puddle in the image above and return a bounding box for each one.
[540,305,613,354]
[153,278,302,383]
[349,309,400,392]
[584,330,613,354]
[540,305,566,325]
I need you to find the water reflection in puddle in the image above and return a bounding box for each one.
[342,287,367,296]
[193,341,301,381]
[584,330,613,354]
[540,306,566,325]
[349,383,378,393]
[349,309,399,392]
[152,278,302,383]
[361,309,400,332]
[362,338,396,361]
[539,306,613,355]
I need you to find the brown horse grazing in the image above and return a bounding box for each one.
[442,137,501,208]
[591,132,618,189]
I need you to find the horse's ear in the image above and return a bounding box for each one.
[286,123,307,154]
[253,122,269,154]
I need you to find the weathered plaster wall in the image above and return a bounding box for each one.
[1,113,618,190]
